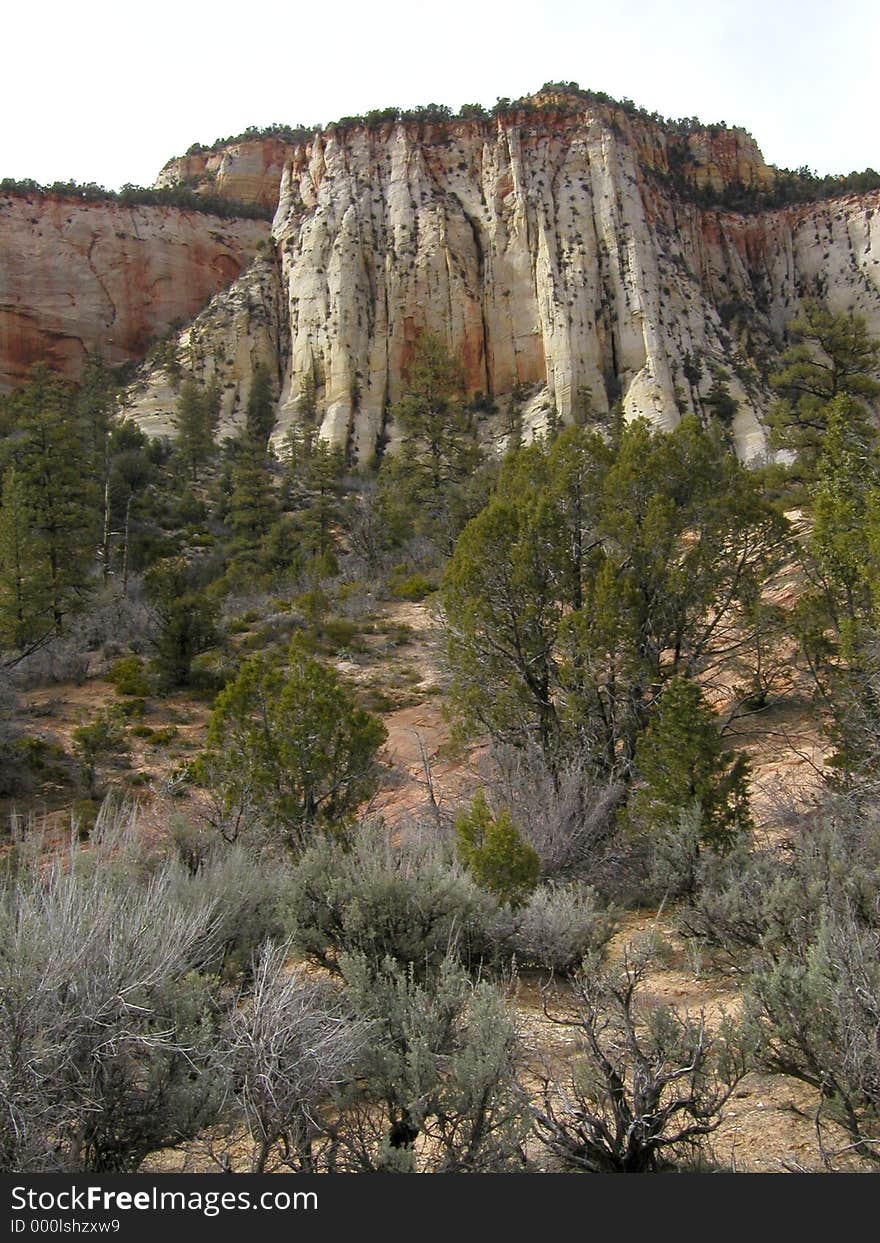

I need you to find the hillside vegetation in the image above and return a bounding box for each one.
[2,305,880,1173]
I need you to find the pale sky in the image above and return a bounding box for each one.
[3,0,877,190]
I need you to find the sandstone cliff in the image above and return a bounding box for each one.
[8,92,879,463]
[134,97,880,464]
[124,253,287,439]
[155,139,292,211]
[0,192,269,391]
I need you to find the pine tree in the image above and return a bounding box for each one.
[704,377,738,430]
[0,466,51,650]
[245,362,276,447]
[145,558,218,689]
[383,332,485,551]
[300,438,345,563]
[75,355,119,462]
[630,678,751,850]
[790,396,880,775]
[2,366,100,633]
[455,790,540,908]
[808,395,880,653]
[299,367,318,425]
[172,377,221,481]
[228,441,278,567]
[768,301,880,476]
[443,417,784,778]
[201,638,387,848]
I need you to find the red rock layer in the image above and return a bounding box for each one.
[0,193,269,390]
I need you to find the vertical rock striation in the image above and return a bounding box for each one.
[260,102,880,460]
[11,94,879,464]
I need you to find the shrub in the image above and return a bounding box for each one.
[108,655,151,697]
[534,945,750,1172]
[629,679,752,852]
[487,742,625,884]
[11,586,155,688]
[0,848,222,1172]
[487,882,616,974]
[0,674,28,796]
[746,905,880,1165]
[188,648,238,697]
[222,940,369,1172]
[169,846,289,980]
[678,841,782,953]
[285,821,492,975]
[145,559,219,690]
[71,708,130,797]
[389,571,435,601]
[455,790,540,908]
[199,640,386,849]
[325,952,529,1172]
[741,795,880,1164]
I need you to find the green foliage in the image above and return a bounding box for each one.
[787,397,880,775]
[333,952,528,1172]
[108,655,151,697]
[285,821,491,974]
[0,176,273,221]
[172,376,221,481]
[0,676,30,796]
[739,801,880,1163]
[71,709,130,798]
[0,366,103,636]
[271,430,346,579]
[244,362,276,447]
[756,312,880,778]
[297,437,345,561]
[379,331,488,554]
[703,377,738,429]
[227,440,279,570]
[144,557,219,689]
[389,570,435,601]
[443,418,784,780]
[629,678,751,852]
[200,639,387,848]
[768,302,880,479]
[0,465,51,649]
[455,790,540,908]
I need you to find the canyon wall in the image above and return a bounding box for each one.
[7,95,880,464]
[155,138,292,210]
[137,100,880,462]
[0,192,269,391]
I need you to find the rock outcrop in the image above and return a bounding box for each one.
[8,93,880,465]
[123,253,287,439]
[263,106,879,460]
[142,96,880,463]
[0,192,269,391]
[155,139,292,211]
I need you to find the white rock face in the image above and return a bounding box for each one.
[129,106,880,463]
[122,254,287,439]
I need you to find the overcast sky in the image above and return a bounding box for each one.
[4,0,876,190]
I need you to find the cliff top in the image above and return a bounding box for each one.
[157,82,880,216]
